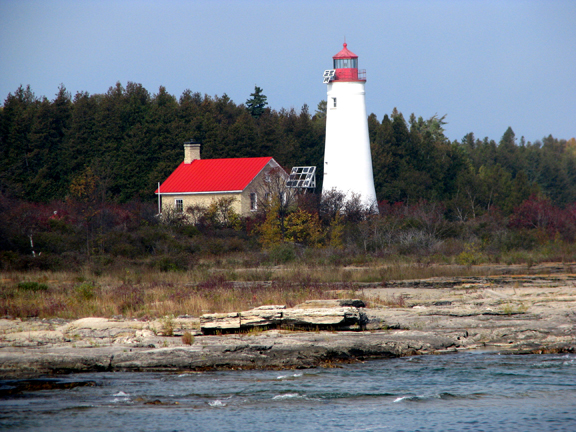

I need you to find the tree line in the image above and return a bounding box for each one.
[0,83,324,204]
[1,82,575,219]
[2,82,576,273]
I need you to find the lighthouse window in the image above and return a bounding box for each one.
[332,97,337,108]
[334,58,357,69]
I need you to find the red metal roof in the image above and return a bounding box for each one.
[155,157,276,194]
[333,43,358,59]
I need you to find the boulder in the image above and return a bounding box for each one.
[282,307,361,328]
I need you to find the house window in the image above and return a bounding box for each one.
[175,199,183,212]
[250,193,257,211]
[332,97,337,108]
[279,192,285,204]
[264,192,271,203]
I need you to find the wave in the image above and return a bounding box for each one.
[528,355,576,369]
[393,392,486,403]
[112,390,132,404]
[276,372,303,380]
[272,393,302,400]
[312,392,395,400]
[393,396,411,403]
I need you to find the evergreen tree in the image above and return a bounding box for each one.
[0,85,39,197]
[26,85,71,201]
[496,126,521,177]
[314,100,327,119]
[245,86,268,118]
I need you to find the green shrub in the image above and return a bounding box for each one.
[93,255,114,267]
[0,251,21,271]
[152,253,191,272]
[18,254,64,271]
[161,315,174,336]
[178,225,200,238]
[17,281,49,292]
[491,229,538,252]
[268,243,297,264]
[456,243,483,266]
[137,226,180,254]
[75,282,97,300]
[35,231,74,254]
[48,218,75,234]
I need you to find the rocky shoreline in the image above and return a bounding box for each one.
[1,273,575,379]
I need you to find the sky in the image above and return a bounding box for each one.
[1,0,574,143]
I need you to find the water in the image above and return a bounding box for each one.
[1,352,575,431]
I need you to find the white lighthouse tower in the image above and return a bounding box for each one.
[322,43,377,208]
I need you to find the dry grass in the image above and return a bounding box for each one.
[0,257,556,320]
[275,263,493,283]
[0,267,348,319]
[369,294,407,308]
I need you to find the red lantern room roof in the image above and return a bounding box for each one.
[333,43,358,60]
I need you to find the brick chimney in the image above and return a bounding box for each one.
[184,139,201,164]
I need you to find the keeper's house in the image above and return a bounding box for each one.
[155,140,283,216]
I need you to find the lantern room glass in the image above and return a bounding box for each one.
[334,58,358,69]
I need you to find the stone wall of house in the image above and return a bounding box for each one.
[161,192,243,215]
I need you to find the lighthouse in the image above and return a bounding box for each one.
[322,43,377,208]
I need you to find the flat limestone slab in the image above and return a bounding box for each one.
[200,306,362,333]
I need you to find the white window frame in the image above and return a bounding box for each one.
[250,193,257,211]
[175,199,183,213]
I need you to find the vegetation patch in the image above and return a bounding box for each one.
[17,281,49,292]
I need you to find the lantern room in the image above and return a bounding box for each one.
[332,43,366,82]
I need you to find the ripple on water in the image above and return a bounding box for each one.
[272,393,302,400]
[276,372,303,379]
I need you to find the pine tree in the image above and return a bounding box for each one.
[245,86,268,119]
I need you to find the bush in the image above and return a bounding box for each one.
[35,231,79,254]
[75,282,97,300]
[509,195,576,241]
[489,229,538,252]
[101,231,141,257]
[161,315,174,336]
[18,254,64,271]
[151,253,191,272]
[17,281,49,292]
[268,243,297,264]
[182,331,194,345]
[456,243,483,266]
[178,225,200,238]
[396,230,440,256]
[0,251,21,270]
